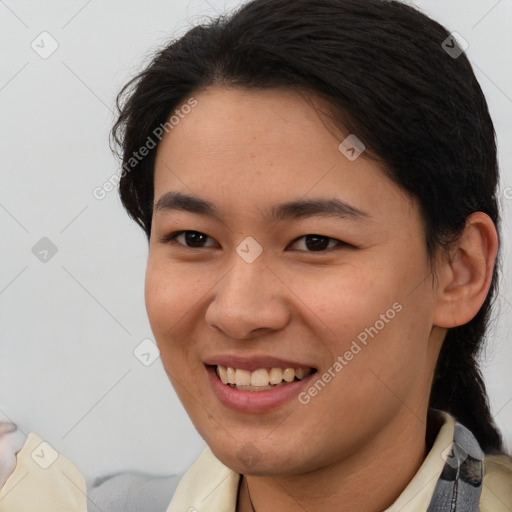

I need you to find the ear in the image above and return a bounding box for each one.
[433,212,498,328]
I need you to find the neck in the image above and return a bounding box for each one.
[237,410,431,512]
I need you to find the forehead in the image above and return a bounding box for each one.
[153,86,416,225]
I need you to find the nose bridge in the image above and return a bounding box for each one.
[206,244,289,338]
[223,233,270,296]
[224,244,274,306]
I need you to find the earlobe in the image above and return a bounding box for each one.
[433,212,498,328]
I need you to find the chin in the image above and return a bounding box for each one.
[209,441,308,476]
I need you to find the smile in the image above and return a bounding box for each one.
[204,358,319,412]
[216,365,315,391]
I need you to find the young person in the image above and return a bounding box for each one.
[106,0,512,510]
[1,0,510,510]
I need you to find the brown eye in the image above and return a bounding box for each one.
[161,230,218,248]
[289,234,348,252]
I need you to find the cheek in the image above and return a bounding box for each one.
[319,287,433,413]
[292,251,432,377]
[144,254,217,386]
[144,263,172,336]
[281,261,405,350]
[144,256,198,354]
[145,252,200,325]
[144,266,203,390]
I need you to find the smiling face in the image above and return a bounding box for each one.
[145,86,445,476]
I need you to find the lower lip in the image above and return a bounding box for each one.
[205,365,317,413]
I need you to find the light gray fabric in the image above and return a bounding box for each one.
[87,472,181,512]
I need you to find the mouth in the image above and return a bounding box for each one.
[204,361,319,412]
[210,364,317,392]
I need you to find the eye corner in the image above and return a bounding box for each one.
[158,231,179,244]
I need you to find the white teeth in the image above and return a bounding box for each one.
[235,369,251,386]
[226,367,236,385]
[269,367,283,385]
[282,368,295,383]
[251,369,270,386]
[217,365,228,384]
[215,365,313,388]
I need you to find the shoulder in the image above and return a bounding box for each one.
[87,471,182,512]
[485,452,512,474]
[0,427,87,510]
[481,453,512,512]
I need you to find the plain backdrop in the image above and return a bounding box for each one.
[1,0,511,485]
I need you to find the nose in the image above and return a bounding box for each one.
[205,254,291,340]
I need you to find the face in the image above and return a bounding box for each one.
[146,86,443,476]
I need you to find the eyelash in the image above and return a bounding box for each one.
[160,230,352,252]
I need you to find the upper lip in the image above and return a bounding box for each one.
[203,354,317,372]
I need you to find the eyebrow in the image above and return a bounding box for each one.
[154,191,371,223]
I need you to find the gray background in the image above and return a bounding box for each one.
[1,0,511,484]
